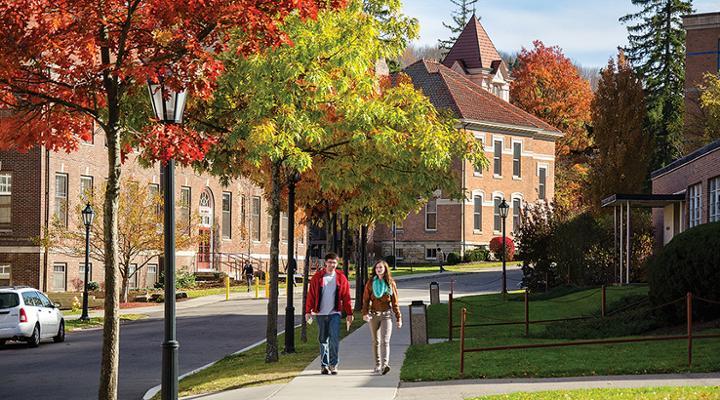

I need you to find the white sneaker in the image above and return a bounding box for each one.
[373,366,382,374]
[329,365,338,375]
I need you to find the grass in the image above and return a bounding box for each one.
[65,314,147,332]
[345,261,519,280]
[170,312,366,398]
[469,386,720,400]
[401,285,720,381]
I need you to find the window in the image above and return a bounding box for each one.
[395,248,405,260]
[538,166,547,200]
[0,264,10,286]
[54,173,69,226]
[146,264,158,287]
[128,264,138,289]
[79,262,92,282]
[473,195,482,231]
[281,212,288,242]
[710,177,720,223]
[425,199,437,231]
[474,139,483,175]
[251,196,261,241]
[222,192,232,239]
[0,292,19,309]
[53,263,67,292]
[148,183,161,216]
[240,195,246,238]
[22,291,42,306]
[180,187,191,233]
[688,183,702,228]
[425,247,437,260]
[493,139,503,176]
[0,172,11,226]
[493,197,502,232]
[513,142,521,178]
[80,175,93,202]
[513,198,522,233]
[36,291,52,308]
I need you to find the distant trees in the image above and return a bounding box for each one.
[438,0,478,51]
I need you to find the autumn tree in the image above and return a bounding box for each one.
[39,177,198,303]
[0,1,340,399]
[510,40,594,214]
[196,0,484,362]
[589,52,651,208]
[438,0,478,51]
[620,0,692,166]
[695,72,720,144]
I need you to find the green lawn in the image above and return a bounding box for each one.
[346,261,519,280]
[401,286,720,381]
[469,386,720,400]
[65,314,147,332]
[170,312,365,398]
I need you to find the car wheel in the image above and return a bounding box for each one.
[53,320,65,343]
[27,324,40,348]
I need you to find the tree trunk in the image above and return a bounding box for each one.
[121,273,129,304]
[331,213,338,253]
[265,162,281,363]
[324,211,331,254]
[99,102,121,399]
[354,226,366,312]
[301,221,311,343]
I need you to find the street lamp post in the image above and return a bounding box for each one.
[148,77,187,400]
[284,171,300,354]
[498,199,510,294]
[79,203,94,321]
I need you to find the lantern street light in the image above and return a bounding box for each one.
[79,203,94,321]
[498,199,510,294]
[284,170,301,354]
[148,77,187,400]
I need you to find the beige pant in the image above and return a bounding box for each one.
[368,311,393,367]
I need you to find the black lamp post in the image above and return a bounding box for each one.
[498,199,509,294]
[148,77,187,400]
[284,170,300,354]
[79,203,94,321]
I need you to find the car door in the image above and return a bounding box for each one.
[33,291,57,337]
[36,292,59,336]
[21,291,42,332]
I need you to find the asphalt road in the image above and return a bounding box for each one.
[0,268,521,400]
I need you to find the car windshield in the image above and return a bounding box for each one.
[0,292,20,309]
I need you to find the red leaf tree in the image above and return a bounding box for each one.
[489,236,515,262]
[0,1,341,399]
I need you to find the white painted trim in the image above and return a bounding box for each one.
[459,118,563,139]
[491,191,505,200]
[0,246,43,254]
[512,139,523,178]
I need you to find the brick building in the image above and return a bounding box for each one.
[0,133,306,291]
[372,16,562,263]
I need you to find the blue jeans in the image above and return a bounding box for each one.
[316,313,341,367]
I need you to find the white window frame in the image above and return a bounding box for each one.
[493,139,503,177]
[79,262,92,282]
[80,175,93,202]
[425,199,437,231]
[493,196,503,233]
[146,264,158,286]
[425,247,438,260]
[180,186,191,234]
[537,164,548,201]
[688,183,702,228]
[251,196,261,242]
[54,173,69,227]
[53,263,67,292]
[710,177,720,223]
[0,172,11,226]
[222,191,232,239]
[473,194,483,232]
[129,263,138,289]
[512,197,522,233]
[395,248,405,260]
[512,140,522,179]
[473,137,484,176]
[0,264,10,285]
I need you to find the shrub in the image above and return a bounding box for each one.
[463,247,489,262]
[87,281,100,291]
[70,277,84,292]
[489,236,515,261]
[648,221,720,323]
[154,270,197,289]
[446,252,461,265]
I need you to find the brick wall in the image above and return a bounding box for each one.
[684,14,720,145]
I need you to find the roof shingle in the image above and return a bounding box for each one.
[442,15,502,71]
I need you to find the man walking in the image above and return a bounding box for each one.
[305,252,353,375]
[437,247,446,273]
[243,261,254,292]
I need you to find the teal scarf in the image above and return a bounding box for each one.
[372,277,392,298]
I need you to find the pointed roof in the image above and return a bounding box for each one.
[442,15,502,70]
[402,59,561,135]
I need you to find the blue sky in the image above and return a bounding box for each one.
[402,0,720,67]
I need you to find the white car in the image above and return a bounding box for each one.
[0,286,65,347]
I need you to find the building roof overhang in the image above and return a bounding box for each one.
[601,193,686,209]
[459,119,563,141]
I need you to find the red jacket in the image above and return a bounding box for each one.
[305,268,353,318]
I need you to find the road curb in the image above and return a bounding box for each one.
[142,324,301,400]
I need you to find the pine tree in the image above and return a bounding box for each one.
[438,0,478,51]
[620,0,693,168]
[589,52,651,208]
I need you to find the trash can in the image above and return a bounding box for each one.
[429,281,440,305]
[409,300,428,345]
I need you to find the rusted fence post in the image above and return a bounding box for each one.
[601,285,606,318]
[687,292,693,367]
[448,279,454,341]
[460,307,467,376]
[524,288,529,336]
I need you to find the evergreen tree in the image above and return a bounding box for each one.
[620,0,693,168]
[589,52,651,208]
[438,0,478,51]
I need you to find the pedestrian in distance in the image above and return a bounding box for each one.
[243,262,254,292]
[305,252,354,375]
[362,259,402,375]
[437,247,446,272]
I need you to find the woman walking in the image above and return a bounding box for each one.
[362,260,402,375]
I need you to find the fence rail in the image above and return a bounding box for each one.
[458,292,720,375]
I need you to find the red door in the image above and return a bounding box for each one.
[198,228,211,269]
